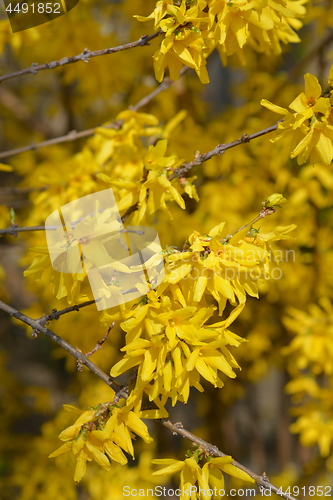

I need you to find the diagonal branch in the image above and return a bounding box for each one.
[39,299,98,323]
[0,205,140,235]
[161,420,297,500]
[0,119,281,237]
[0,299,124,394]
[168,122,281,181]
[0,66,187,161]
[0,125,119,160]
[0,298,297,500]
[0,31,163,84]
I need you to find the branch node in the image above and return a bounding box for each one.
[77,359,84,371]
[174,421,184,429]
[139,34,149,46]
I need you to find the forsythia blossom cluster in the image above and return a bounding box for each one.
[282,298,333,458]
[104,216,295,411]
[49,401,153,482]
[261,66,333,165]
[23,112,198,303]
[135,0,307,82]
[152,451,255,499]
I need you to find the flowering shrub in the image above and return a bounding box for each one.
[1,0,333,499]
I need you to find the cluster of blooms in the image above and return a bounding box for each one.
[152,449,255,498]
[135,0,307,82]
[49,400,154,482]
[5,0,333,497]
[261,65,333,166]
[45,194,295,480]
[282,297,333,458]
[100,209,295,411]
[23,111,198,303]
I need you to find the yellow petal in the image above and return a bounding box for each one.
[152,460,185,475]
[260,99,288,115]
[110,355,142,377]
[304,73,322,100]
[0,163,13,171]
[104,440,128,464]
[49,441,72,458]
[220,463,255,483]
[74,450,87,482]
[86,442,111,471]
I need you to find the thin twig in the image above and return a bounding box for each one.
[39,299,98,323]
[0,186,49,195]
[0,31,163,84]
[220,206,277,243]
[85,322,115,358]
[0,224,58,237]
[0,125,119,160]
[0,299,126,394]
[0,65,185,161]
[130,66,189,112]
[0,121,282,236]
[0,298,297,500]
[0,206,141,235]
[168,122,281,181]
[161,420,297,500]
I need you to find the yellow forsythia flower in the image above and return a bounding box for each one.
[49,401,152,482]
[135,0,307,81]
[152,454,254,499]
[261,68,333,165]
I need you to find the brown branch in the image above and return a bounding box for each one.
[0,299,126,394]
[0,298,296,500]
[220,205,277,243]
[0,186,49,195]
[0,120,282,236]
[161,420,297,500]
[0,31,163,85]
[0,125,119,160]
[39,299,98,323]
[77,321,115,374]
[168,122,281,181]
[0,204,140,235]
[0,224,58,237]
[84,322,115,358]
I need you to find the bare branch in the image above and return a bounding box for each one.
[0,204,140,235]
[0,186,49,195]
[0,31,163,85]
[0,299,126,394]
[130,66,189,112]
[0,119,282,236]
[85,322,115,358]
[0,65,185,161]
[0,125,119,160]
[168,122,282,181]
[39,299,98,323]
[0,298,297,500]
[161,420,297,500]
[0,224,57,237]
